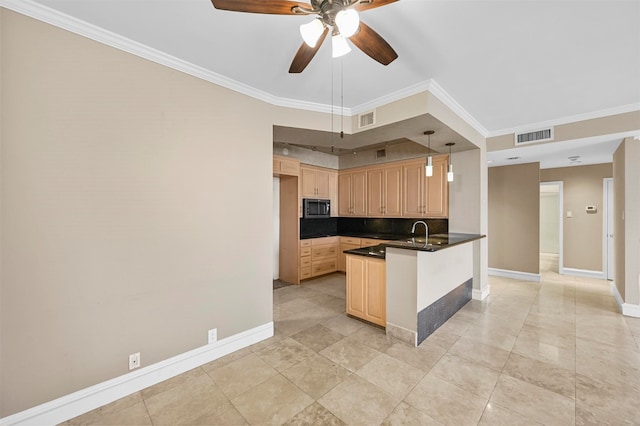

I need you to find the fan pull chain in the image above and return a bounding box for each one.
[340,58,344,139]
[331,59,335,150]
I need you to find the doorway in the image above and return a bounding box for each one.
[540,182,563,274]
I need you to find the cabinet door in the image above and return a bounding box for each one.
[384,165,403,217]
[301,167,317,198]
[315,169,331,198]
[365,259,386,326]
[403,161,426,217]
[338,173,352,215]
[425,155,449,218]
[367,168,384,216]
[351,171,368,216]
[346,255,366,317]
[338,243,359,272]
[328,170,338,217]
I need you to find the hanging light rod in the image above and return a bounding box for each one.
[424,130,435,177]
[445,142,455,182]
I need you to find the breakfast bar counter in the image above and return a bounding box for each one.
[344,233,485,346]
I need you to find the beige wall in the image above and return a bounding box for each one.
[1,10,276,416]
[614,139,640,306]
[488,163,540,274]
[541,163,612,271]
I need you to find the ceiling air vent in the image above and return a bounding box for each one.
[358,110,376,128]
[515,127,554,145]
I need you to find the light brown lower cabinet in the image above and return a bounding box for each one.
[346,254,386,327]
[300,236,338,280]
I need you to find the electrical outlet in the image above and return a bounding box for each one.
[208,328,217,344]
[128,352,140,370]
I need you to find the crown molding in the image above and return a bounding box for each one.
[425,80,489,137]
[2,0,486,137]
[487,103,640,138]
[0,0,288,107]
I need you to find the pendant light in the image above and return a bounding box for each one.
[424,130,434,177]
[445,142,455,182]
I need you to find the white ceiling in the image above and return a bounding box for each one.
[10,0,640,166]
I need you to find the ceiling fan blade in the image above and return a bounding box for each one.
[289,27,329,73]
[210,0,313,15]
[349,21,398,65]
[353,0,399,12]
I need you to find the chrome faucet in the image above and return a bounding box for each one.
[411,220,429,239]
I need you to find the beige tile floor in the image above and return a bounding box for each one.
[63,253,640,425]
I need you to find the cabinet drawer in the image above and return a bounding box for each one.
[312,259,337,276]
[340,237,361,245]
[300,247,312,257]
[300,267,312,280]
[311,236,338,245]
[300,240,312,248]
[360,238,388,248]
[300,256,311,268]
[312,245,337,258]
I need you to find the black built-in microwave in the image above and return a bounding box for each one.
[303,198,331,218]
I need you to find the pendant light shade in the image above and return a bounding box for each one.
[332,32,351,58]
[335,9,360,38]
[426,156,433,177]
[424,130,434,177]
[300,19,324,48]
[446,142,455,182]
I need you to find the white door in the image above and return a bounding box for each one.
[605,178,614,280]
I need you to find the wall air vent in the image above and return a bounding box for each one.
[376,149,386,159]
[358,110,376,128]
[515,127,554,145]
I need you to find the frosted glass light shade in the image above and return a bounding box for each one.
[332,33,351,58]
[426,155,433,177]
[335,9,360,37]
[300,19,324,47]
[447,164,454,182]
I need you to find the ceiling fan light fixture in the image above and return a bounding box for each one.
[335,8,360,38]
[299,18,325,48]
[331,33,351,58]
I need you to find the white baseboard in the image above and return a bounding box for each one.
[472,285,490,300]
[488,268,541,282]
[0,322,274,426]
[610,283,640,318]
[563,267,604,279]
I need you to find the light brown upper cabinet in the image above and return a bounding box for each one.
[402,156,449,218]
[273,155,300,176]
[424,155,449,217]
[338,169,367,216]
[300,164,338,217]
[366,165,402,217]
[301,165,331,198]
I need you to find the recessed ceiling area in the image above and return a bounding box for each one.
[273,113,477,156]
[487,136,629,169]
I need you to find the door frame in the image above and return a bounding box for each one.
[603,177,614,280]
[540,181,564,274]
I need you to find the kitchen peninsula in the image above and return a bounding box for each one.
[344,233,485,347]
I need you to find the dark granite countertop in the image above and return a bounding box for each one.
[343,233,486,259]
[301,232,419,240]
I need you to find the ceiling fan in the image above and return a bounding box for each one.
[210,0,399,73]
